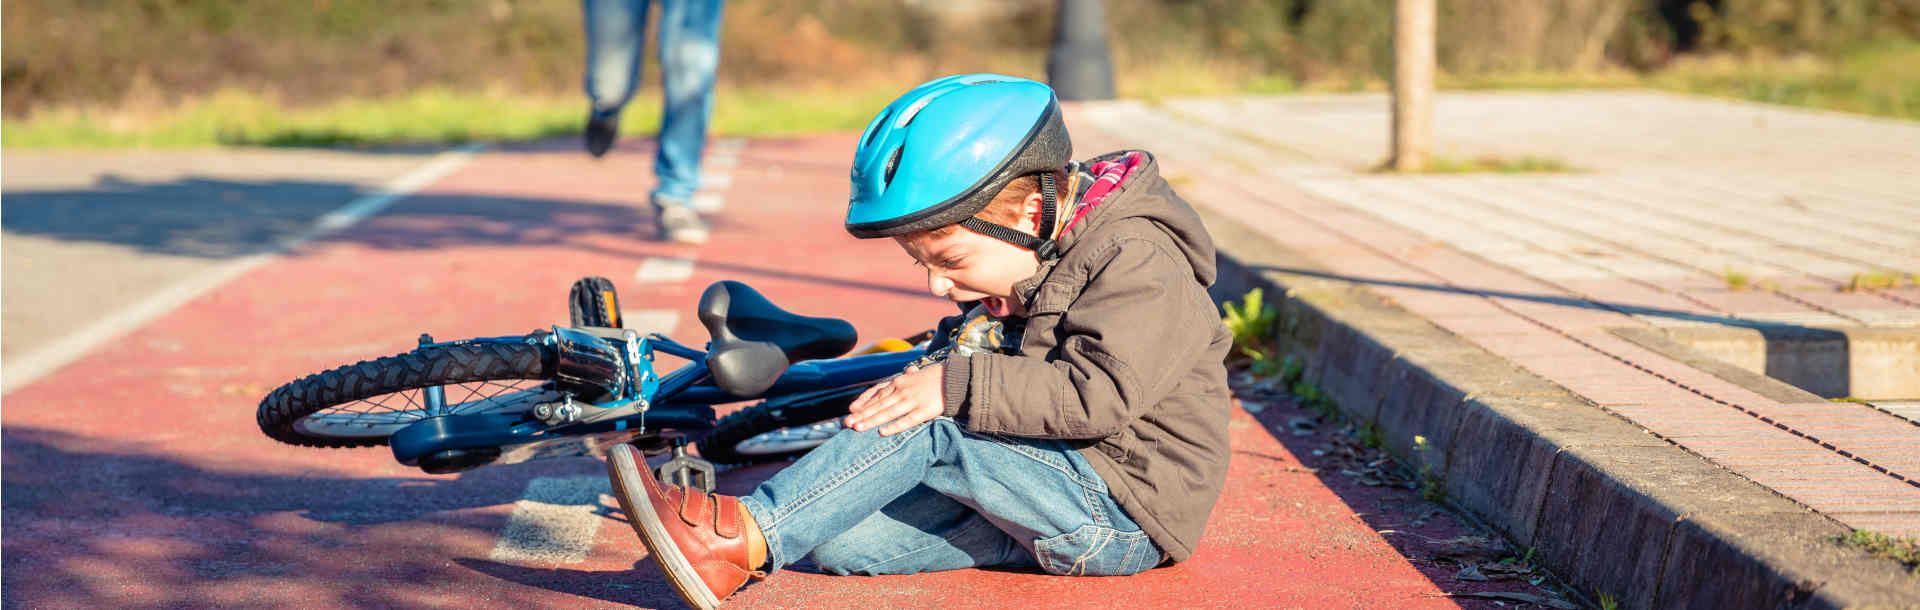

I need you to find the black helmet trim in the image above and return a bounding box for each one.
[846,99,1071,239]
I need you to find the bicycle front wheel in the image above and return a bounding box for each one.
[257,340,556,448]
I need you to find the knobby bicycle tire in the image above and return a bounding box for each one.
[697,389,861,465]
[257,340,554,448]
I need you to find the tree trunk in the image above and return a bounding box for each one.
[1391,0,1436,172]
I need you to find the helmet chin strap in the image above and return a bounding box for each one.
[957,172,1063,262]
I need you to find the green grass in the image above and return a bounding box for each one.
[1447,39,1920,122]
[9,40,1916,149]
[1843,271,1916,292]
[1408,155,1575,174]
[1723,268,1752,291]
[1837,529,1920,574]
[3,84,901,149]
[3,88,575,148]
[1648,41,1920,121]
[1363,153,1574,174]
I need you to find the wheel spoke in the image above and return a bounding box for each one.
[735,420,845,455]
[300,379,549,437]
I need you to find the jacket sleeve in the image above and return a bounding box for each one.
[945,238,1212,439]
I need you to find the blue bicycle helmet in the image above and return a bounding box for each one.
[845,74,1071,260]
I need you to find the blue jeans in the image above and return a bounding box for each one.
[581,0,722,203]
[738,418,1165,577]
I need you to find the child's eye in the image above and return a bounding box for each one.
[941,258,963,268]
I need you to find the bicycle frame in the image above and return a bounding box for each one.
[386,326,924,468]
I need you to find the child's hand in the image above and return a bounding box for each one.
[845,363,946,436]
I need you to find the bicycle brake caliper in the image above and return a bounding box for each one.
[624,330,660,433]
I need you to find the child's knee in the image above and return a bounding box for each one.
[838,416,958,441]
[808,541,884,576]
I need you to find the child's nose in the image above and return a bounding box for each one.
[926,271,952,298]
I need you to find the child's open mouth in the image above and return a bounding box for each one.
[982,296,1012,317]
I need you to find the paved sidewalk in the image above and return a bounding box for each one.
[1070,91,1920,539]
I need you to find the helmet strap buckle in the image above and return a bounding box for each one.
[1031,172,1063,262]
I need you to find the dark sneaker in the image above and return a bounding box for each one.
[585,112,618,158]
[656,205,711,244]
[607,444,759,609]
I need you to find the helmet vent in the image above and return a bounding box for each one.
[883,147,904,186]
[895,95,936,129]
[864,110,894,147]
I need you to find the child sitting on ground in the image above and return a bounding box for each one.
[606,73,1233,609]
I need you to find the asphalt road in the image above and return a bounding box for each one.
[2,148,441,371]
[1,136,1548,608]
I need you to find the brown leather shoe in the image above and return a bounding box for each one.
[607,443,759,609]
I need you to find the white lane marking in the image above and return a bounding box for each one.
[691,192,725,213]
[488,475,615,565]
[634,256,696,284]
[682,137,739,218]
[1,144,486,396]
[619,310,681,336]
[315,151,474,231]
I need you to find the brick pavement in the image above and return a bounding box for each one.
[1068,91,1920,537]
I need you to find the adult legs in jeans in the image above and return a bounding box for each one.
[581,0,722,204]
[738,418,1163,577]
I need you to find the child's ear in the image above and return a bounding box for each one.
[1019,190,1047,233]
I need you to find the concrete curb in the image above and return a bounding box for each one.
[1199,208,1920,609]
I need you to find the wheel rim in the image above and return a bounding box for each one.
[292,379,559,439]
[732,419,845,456]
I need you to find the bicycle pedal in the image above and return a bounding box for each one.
[569,276,622,329]
[654,437,716,494]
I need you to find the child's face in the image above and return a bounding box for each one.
[894,206,1044,317]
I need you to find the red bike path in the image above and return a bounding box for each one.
[4,135,1538,608]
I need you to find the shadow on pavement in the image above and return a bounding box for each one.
[1230,392,1562,608]
[0,405,1538,608]
[1247,264,1851,396]
[1250,264,1850,333]
[0,425,607,607]
[453,558,679,607]
[1,173,936,301]
[2,176,370,258]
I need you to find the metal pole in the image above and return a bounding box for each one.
[1047,0,1115,101]
[1391,0,1436,171]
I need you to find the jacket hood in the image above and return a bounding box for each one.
[1056,150,1218,287]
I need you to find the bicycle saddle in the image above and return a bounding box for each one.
[698,281,858,397]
